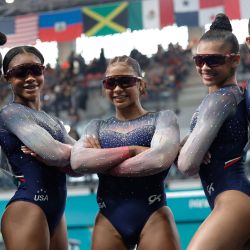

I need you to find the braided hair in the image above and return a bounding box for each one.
[106,55,143,77]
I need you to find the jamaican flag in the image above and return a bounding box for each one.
[82,1,128,37]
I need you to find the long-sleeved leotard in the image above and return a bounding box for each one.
[178,85,250,208]
[0,102,74,234]
[71,110,179,248]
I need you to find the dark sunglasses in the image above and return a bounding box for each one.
[102,75,142,90]
[193,54,237,68]
[5,63,45,79]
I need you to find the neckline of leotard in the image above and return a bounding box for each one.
[11,102,43,112]
[112,111,154,122]
[219,83,237,89]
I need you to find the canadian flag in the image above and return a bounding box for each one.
[224,0,250,20]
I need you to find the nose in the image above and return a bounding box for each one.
[25,71,36,80]
[113,83,123,91]
[201,62,211,69]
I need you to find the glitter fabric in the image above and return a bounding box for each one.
[178,85,250,208]
[0,102,74,234]
[71,110,180,247]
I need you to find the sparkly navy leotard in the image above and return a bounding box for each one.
[178,85,250,208]
[71,110,180,248]
[0,103,73,234]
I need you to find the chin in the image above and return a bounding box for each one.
[115,104,127,109]
[114,102,130,110]
[203,80,215,87]
[25,95,39,102]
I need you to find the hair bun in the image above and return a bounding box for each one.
[210,13,232,32]
[0,32,7,46]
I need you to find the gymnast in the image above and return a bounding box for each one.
[178,14,250,250]
[71,55,181,250]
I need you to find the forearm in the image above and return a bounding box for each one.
[38,143,72,167]
[71,146,131,174]
[110,144,179,177]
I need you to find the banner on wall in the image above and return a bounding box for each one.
[0,14,38,48]
[224,0,250,20]
[82,2,128,37]
[128,0,174,31]
[0,0,249,45]
[174,0,224,27]
[39,8,83,42]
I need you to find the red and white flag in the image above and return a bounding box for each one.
[141,0,174,29]
[199,0,224,26]
[0,14,38,48]
[224,0,250,20]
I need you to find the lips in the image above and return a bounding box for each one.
[113,95,127,101]
[201,72,215,81]
[23,83,39,90]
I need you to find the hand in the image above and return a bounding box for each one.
[83,135,101,148]
[202,152,211,165]
[21,146,37,157]
[21,145,44,163]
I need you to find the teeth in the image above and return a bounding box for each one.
[24,84,37,89]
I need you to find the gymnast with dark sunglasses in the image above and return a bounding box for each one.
[0,45,79,250]
[71,55,181,250]
[177,14,250,250]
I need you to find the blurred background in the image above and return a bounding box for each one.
[0,0,250,249]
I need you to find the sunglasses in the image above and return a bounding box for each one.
[193,54,237,68]
[5,63,45,79]
[102,75,142,90]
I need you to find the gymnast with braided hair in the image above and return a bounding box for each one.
[71,55,181,250]
[178,14,250,250]
[0,45,78,250]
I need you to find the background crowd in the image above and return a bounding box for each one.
[0,41,250,191]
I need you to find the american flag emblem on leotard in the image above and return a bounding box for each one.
[224,156,242,169]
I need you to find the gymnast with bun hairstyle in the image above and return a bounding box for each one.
[178,13,250,249]
[0,45,78,250]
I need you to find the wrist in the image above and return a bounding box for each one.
[128,146,135,157]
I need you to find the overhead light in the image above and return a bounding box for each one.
[5,0,15,3]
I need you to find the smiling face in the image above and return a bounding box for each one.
[6,52,44,104]
[104,62,145,111]
[196,40,240,92]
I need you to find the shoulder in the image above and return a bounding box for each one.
[158,109,177,117]
[83,118,103,131]
[86,118,102,127]
[157,109,178,121]
[0,103,21,118]
[206,87,238,104]
[198,87,240,120]
[156,109,178,126]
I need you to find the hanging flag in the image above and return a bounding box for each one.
[82,2,128,37]
[161,0,175,27]
[224,0,250,20]
[129,0,174,30]
[39,8,83,42]
[199,0,224,26]
[174,0,199,27]
[0,14,38,48]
